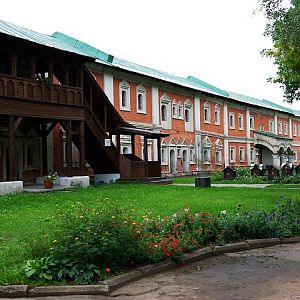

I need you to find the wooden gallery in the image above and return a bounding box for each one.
[0,20,300,189]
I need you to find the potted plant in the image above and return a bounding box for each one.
[44,172,58,189]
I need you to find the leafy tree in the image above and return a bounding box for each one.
[259,0,300,103]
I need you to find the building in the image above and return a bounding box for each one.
[0,20,300,185]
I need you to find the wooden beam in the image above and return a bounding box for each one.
[45,122,57,136]
[41,123,48,176]
[14,117,23,130]
[157,137,161,163]
[143,136,148,162]
[104,106,107,133]
[66,120,72,177]
[79,121,85,175]
[8,116,15,180]
[131,135,135,155]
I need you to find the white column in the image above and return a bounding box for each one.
[289,117,292,138]
[246,108,250,139]
[194,96,200,131]
[274,113,278,135]
[103,73,114,105]
[153,139,158,161]
[152,87,159,126]
[196,134,201,171]
[224,140,229,167]
[247,142,251,165]
[224,102,228,136]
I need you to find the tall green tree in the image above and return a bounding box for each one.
[259,0,300,103]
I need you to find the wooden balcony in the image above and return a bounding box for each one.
[0,74,83,106]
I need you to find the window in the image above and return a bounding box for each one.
[172,100,177,118]
[122,146,129,154]
[214,104,220,125]
[215,139,223,165]
[284,122,288,135]
[249,115,254,130]
[161,104,167,121]
[278,122,282,134]
[230,146,236,162]
[269,119,275,133]
[136,85,146,113]
[238,114,244,130]
[204,101,211,123]
[203,149,210,163]
[229,112,235,129]
[178,102,183,119]
[189,147,195,162]
[293,123,297,136]
[184,100,193,132]
[250,148,255,162]
[160,93,172,129]
[161,148,168,164]
[239,147,245,162]
[298,125,300,137]
[120,80,130,110]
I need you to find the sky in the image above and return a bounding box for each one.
[1,0,299,110]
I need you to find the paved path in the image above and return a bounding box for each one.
[174,183,272,188]
[7,242,300,300]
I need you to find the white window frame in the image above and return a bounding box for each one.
[214,104,220,125]
[161,147,168,165]
[215,139,223,165]
[204,101,211,124]
[284,122,288,135]
[136,84,146,114]
[238,114,244,130]
[298,124,300,137]
[172,100,177,118]
[230,146,236,163]
[239,147,245,162]
[229,112,235,129]
[202,136,211,164]
[250,148,255,162]
[184,99,193,132]
[249,115,254,130]
[120,80,130,111]
[160,93,172,129]
[278,121,282,134]
[269,119,275,133]
[178,101,183,119]
[293,123,297,136]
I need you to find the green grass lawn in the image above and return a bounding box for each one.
[0,183,299,285]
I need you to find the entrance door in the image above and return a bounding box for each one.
[170,149,176,174]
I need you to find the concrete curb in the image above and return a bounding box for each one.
[0,237,299,298]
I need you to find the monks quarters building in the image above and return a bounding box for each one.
[0,20,300,184]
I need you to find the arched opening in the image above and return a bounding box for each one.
[137,93,143,111]
[184,109,190,122]
[0,50,11,75]
[121,90,127,107]
[161,104,167,121]
[53,64,65,85]
[122,146,129,154]
[35,60,49,80]
[182,149,189,173]
[68,66,78,86]
[17,56,31,78]
[170,149,176,174]
[255,144,273,167]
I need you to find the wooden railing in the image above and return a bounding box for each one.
[120,154,146,179]
[0,74,83,106]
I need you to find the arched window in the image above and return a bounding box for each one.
[122,146,129,154]
[185,109,190,122]
[120,80,130,110]
[17,56,31,78]
[0,50,11,75]
[203,149,210,162]
[184,100,193,131]
[161,104,167,121]
[178,102,183,119]
[204,101,211,123]
[172,100,177,118]
[136,84,146,113]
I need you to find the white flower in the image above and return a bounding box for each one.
[220,210,227,215]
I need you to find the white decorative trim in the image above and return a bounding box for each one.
[224,103,228,135]
[136,84,146,114]
[103,73,114,105]
[194,96,200,131]
[119,80,130,111]
[152,87,159,125]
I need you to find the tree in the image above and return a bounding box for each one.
[259,0,300,103]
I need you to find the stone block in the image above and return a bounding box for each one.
[183,247,214,263]
[58,176,90,188]
[94,173,120,184]
[247,238,281,249]
[137,260,176,276]
[0,285,28,297]
[213,242,248,255]
[0,181,23,196]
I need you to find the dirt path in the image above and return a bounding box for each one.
[5,242,300,300]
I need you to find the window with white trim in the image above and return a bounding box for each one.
[215,139,223,165]
[230,146,236,162]
[284,122,288,135]
[204,101,211,123]
[293,123,297,136]
[249,115,254,130]
[161,147,168,164]
[202,136,211,164]
[238,114,244,130]
[136,84,146,114]
[278,121,282,134]
[160,94,172,129]
[184,100,193,132]
[214,104,220,125]
[178,102,183,119]
[120,80,130,111]
[189,147,195,162]
[239,147,245,162]
[229,112,235,129]
[172,100,177,118]
[161,105,167,121]
[298,124,300,137]
[269,119,275,133]
[250,148,255,162]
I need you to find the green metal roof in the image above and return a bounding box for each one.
[0,20,92,58]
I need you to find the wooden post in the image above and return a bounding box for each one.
[79,121,85,175]
[104,106,107,133]
[116,134,121,154]
[8,116,15,181]
[131,135,135,155]
[157,137,161,163]
[66,120,72,177]
[143,136,148,162]
[41,123,48,176]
